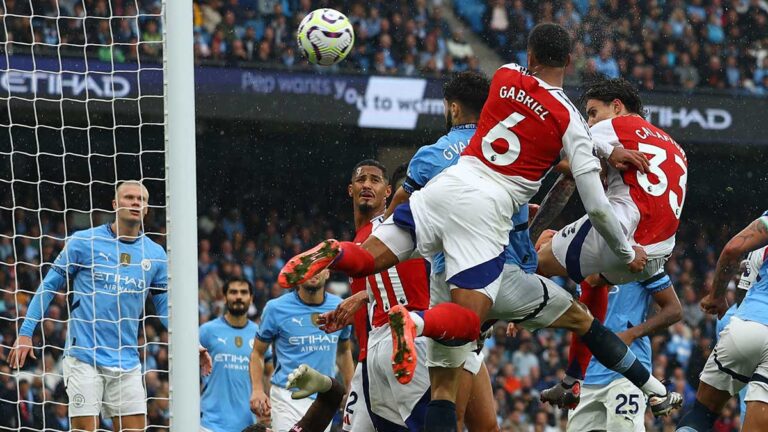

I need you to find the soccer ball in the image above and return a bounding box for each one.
[297,8,355,66]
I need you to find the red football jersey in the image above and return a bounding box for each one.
[350,218,429,362]
[592,115,688,255]
[462,64,601,203]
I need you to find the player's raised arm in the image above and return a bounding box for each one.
[9,239,80,368]
[702,214,768,317]
[560,110,642,270]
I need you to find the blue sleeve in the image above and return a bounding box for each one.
[20,239,82,337]
[257,303,278,343]
[339,324,352,341]
[199,323,210,350]
[19,268,68,337]
[403,143,451,194]
[640,272,672,294]
[150,254,169,328]
[151,292,169,328]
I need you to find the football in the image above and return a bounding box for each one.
[297,8,355,66]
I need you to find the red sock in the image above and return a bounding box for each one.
[421,303,480,343]
[567,281,609,380]
[331,241,376,277]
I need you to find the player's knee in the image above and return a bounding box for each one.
[565,301,594,334]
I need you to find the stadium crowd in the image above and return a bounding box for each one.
[457,0,768,93]
[3,0,768,89]
[0,197,748,431]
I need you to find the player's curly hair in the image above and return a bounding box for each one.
[443,71,490,116]
[580,77,645,117]
[351,159,388,182]
[390,162,408,190]
[527,23,571,67]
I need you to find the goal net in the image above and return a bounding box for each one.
[0,1,197,430]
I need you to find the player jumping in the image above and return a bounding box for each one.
[278,23,676,430]
[535,78,689,409]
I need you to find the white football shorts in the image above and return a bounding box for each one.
[406,157,514,293]
[342,362,375,432]
[567,377,646,432]
[486,264,575,331]
[63,355,146,418]
[270,386,331,432]
[551,213,667,285]
[700,316,768,404]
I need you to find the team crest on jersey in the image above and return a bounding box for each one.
[310,313,322,327]
[235,336,243,348]
[120,253,131,266]
[141,258,151,271]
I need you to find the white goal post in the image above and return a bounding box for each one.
[165,0,200,430]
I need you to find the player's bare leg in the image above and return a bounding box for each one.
[70,416,99,432]
[536,239,569,278]
[546,301,682,417]
[743,401,768,431]
[112,414,145,432]
[676,381,731,431]
[457,363,499,432]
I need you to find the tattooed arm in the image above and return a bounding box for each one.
[702,216,768,317]
[529,173,576,242]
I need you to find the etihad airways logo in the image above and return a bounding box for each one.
[645,105,731,130]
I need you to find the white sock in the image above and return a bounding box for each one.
[410,311,424,336]
[641,375,667,396]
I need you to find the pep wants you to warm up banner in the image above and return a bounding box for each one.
[2,55,766,145]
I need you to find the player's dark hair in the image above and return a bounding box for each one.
[351,159,388,183]
[581,78,645,117]
[443,71,490,116]
[241,424,268,432]
[222,277,254,296]
[527,23,571,67]
[390,162,408,188]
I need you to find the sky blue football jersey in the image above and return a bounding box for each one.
[584,273,672,385]
[21,224,168,369]
[200,316,272,432]
[257,291,351,399]
[736,212,768,326]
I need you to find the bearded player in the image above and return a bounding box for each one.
[533,78,689,409]
[278,23,679,430]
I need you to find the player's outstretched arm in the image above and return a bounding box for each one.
[703,216,768,317]
[573,170,642,270]
[618,282,682,345]
[9,268,69,368]
[284,365,345,432]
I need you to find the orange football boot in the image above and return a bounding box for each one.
[388,305,418,384]
[278,239,340,288]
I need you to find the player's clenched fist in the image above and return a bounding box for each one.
[627,245,647,273]
[250,389,271,417]
[7,335,37,368]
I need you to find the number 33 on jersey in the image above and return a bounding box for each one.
[592,115,688,256]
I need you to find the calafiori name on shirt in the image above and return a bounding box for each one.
[288,334,339,352]
[498,86,550,120]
